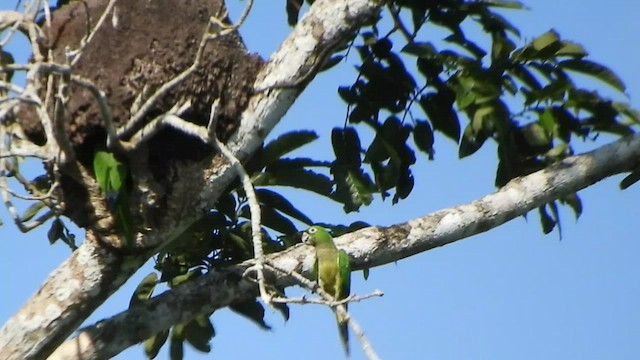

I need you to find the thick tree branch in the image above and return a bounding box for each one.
[52,133,640,359]
[0,1,384,359]
[0,231,145,360]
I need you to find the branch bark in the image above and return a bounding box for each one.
[0,1,384,359]
[51,133,640,359]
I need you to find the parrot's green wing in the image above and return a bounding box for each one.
[337,249,351,300]
[336,248,351,355]
[312,257,318,281]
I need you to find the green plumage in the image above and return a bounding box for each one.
[302,225,351,355]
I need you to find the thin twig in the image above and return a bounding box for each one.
[70,74,123,151]
[270,290,384,305]
[3,177,57,202]
[0,126,54,232]
[124,102,198,149]
[386,3,414,42]
[207,99,273,307]
[12,169,58,204]
[52,76,75,162]
[69,0,118,66]
[265,263,382,360]
[0,11,25,47]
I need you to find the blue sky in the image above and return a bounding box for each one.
[1,1,639,359]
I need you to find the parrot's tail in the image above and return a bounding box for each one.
[336,309,350,356]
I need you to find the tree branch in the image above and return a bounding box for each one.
[51,133,640,359]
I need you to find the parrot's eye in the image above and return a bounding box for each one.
[308,227,317,234]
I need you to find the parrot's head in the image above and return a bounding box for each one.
[301,225,326,246]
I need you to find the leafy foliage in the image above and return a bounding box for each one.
[333,0,637,232]
[47,218,77,249]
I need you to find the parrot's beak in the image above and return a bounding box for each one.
[301,232,310,244]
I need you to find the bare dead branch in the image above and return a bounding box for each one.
[69,74,122,151]
[68,0,118,66]
[207,99,273,307]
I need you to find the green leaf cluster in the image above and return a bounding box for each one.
[335,0,637,232]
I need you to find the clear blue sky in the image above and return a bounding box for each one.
[1,1,639,359]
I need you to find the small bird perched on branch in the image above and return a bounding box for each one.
[302,225,352,355]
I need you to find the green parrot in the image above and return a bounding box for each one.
[302,225,351,355]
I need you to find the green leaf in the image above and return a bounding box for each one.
[20,202,45,222]
[555,41,587,58]
[419,92,461,143]
[417,57,443,80]
[393,166,414,203]
[365,117,401,163]
[331,165,375,212]
[620,169,640,190]
[559,59,626,92]
[444,32,487,59]
[401,41,437,58]
[317,221,370,237]
[261,131,319,168]
[538,205,555,234]
[240,203,298,235]
[286,0,304,25]
[459,123,487,158]
[545,143,568,159]
[216,193,237,222]
[338,85,359,104]
[480,11,521,37]
[548,200,562,239]
[253,168,333,198]
[267,158,332,170]
[363,268,370,280]
[513,30,564,61]
[332,127,363,169]
[227,230,251,258]
[531,29,560,51]
[129,273,158,308]
[168,269,201,288]
[93,150,127,193]
[184,315,214,353]
[510,64,542,92]
[256,188,313,225]
[30,175,51,193]
[273,286,290,321]
[320,55,344,72]
[482,0,526,9]
[169,324,185,360]
[143,329,169,359]
[413,120,435,159]
[47,218,64,245]
[229,299,271,330]
[372,38,393,59]
[560,193,582,220]
[331,127,376,211]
